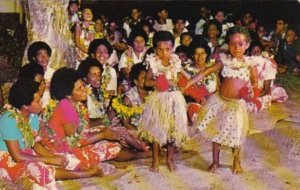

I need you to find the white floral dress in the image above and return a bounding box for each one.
[193,53,254,148]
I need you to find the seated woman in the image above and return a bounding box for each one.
[77,59,148,151]
[42,68,148,168]
[178,39,218,122]
[248,41,288,107]
[88,39,118,96]
[0,80,100,189]
[27,41,55,107]
[118,29,149,95]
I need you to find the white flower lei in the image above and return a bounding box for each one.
[145,53,182,81]
[220,53,251,69]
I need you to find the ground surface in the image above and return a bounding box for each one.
[57,88,300,190]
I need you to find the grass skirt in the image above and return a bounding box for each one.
[138,91,188,147]
[193,93,249,148]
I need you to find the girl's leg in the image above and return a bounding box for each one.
[122,133,148,151]
[208,142,221,172]
[150,143,160,172]
[232,147,243,174]
[55,167,103,180]
[166,143,177,171]
[113,148,150,162]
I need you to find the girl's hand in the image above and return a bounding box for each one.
[179,86,186,94]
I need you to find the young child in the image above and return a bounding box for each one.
[75,8,95,65]
[122,63,149,130]
[183,26,259,174]
[138,31,188,172]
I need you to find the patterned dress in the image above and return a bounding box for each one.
[0,111,57,189]
[40,99,121,170]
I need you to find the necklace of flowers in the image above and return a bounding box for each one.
[66,102,89,148]
[111,96,145,119]
[146,53,181,78]
[101,63,112,99]
[1,104,35,148]
[42,99,89,147]
[221,53,251,69]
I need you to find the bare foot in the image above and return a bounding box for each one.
[166,160,177,172]
[98,163,115,175]
[208,163,219,173]
[233,158,243,174]
[150,164,159,173]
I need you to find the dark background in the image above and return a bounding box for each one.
[83,1,300,32]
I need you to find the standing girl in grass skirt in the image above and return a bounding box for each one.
[183,26,259,174]
[138,31,189,172]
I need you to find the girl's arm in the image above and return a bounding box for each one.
[6,140,66,166]
[144,68,157,87]
[180,68,191,80]
[250,65,259,89]
[120,96,137,130]
[261,80,272,96]
[75,23,88,53]
[64,123,77,137]
[79,128,120,146]
[33,141,54,157]
[184,61,223,90]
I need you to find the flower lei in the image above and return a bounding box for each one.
[145,53,181,81]
[66,102,89,147]
[220,53,251,69]
[111,96,144,119]
[101,63,112,99]
[42,99,89,147]
[1,104,35,148]
[41,99,58,136]
[183,59,217,86]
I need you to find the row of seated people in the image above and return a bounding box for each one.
[0,28,288,188]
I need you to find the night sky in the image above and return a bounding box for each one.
[82,1,300,32]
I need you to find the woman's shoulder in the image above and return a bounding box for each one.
[0,111,16,126]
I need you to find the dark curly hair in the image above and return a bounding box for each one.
[27,41,52,63]
[77,58,103,79]
[9,79,40,109]
[225,26,251,44]
[188,38,211,59]
[18,63,44,81]
[152,31,174,49]
[128,29,148,47]
[203,19,222,39]
[88,39,113,57]
[50,67,81,100]
[130,63,146,87]
[175,45,190,55]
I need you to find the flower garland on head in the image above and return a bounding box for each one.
[1,104,35,148]
[112,96,144,119]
